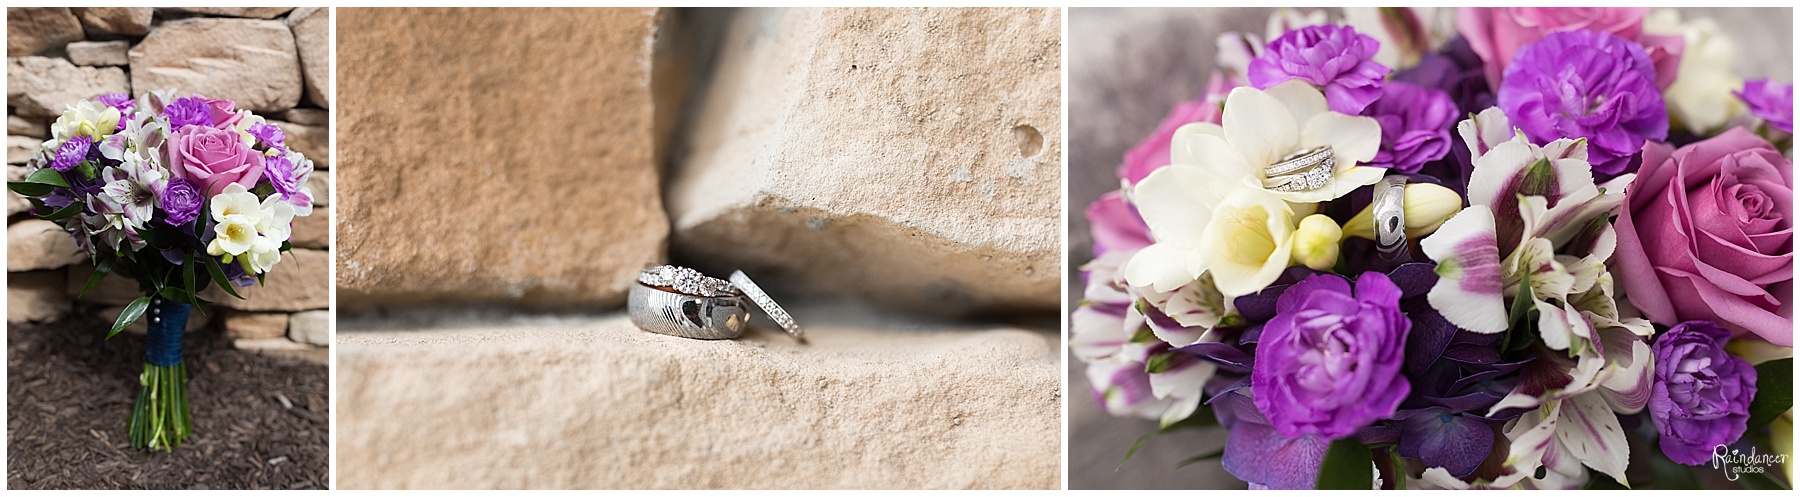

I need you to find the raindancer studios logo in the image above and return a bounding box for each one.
[1712,444,1788,481]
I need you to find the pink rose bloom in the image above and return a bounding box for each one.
[1614,128,1793,346]
[1458,8,1682,90]
[167,124,266,196]
[201,97,242,128]
[1118,72,1238,185]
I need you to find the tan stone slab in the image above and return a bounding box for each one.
[287,7,330,109]
[667,8,1062,317]
[9,269,69,323]
[71,7,152,37]
[7,7,84,57]
[335,309,1059,489]
[290,206,329,249]
[200,248,329,312]
[8,219,85,272]
[128,18,302,112]
[66,40,128,66]
[335,8,667,310]
[222,310,290,340]
[7,56,130,117]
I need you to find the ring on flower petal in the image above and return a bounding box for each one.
[629,265,749,339]
[1373,174,1409,262]
[730,270,806,342]
[1261,146,1335,192]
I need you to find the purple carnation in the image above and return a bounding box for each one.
[1363,81,1457,174]
[1738,78,1794,134]
[265,154,300,198]
[1249,24,1392,114]
[93,92,135,114]
[159,177,204,226]
[247,122,286,150]
[1497,30,1667,177]
[1650,321,1757,466]
[1252,272,1411,440]
[50,135,91,172]
[163,96,213,129]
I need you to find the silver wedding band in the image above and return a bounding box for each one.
[731,270,805,341]
[1261,145,1334,192]
[1373,175,1410,262]
[628,265,804,342]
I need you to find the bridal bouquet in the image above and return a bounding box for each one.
[9,90,318,451]
[1073,7,1793,489]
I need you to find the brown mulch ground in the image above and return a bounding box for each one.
[8,306,328,490]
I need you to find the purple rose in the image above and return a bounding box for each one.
[1249,24,1392,114]
[248,122,287,150]
[50,135,91,172]
[1362,81,1457,174]
[1252,272,1411,440]
[1613,129,1792,346]
[1650,321,1757,466]
[163,96,214,129]
[1738,78,1794,134]
[1497,30,1668,177]
[159,177,203,226]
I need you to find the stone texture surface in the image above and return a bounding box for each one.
[8,219,84,271]
[67,40,129,66]
[161,7,294,19]
[336,305,1060,489]
[9,116,48,138]
[71,7,153,37]
[290,207,330,249]
[223,310,291,340]
[6,56,130,117]
[200,248,330,312]
[282,108,328,126]
[7,8,84,57]
[668,8,1062,316]
[272,121,328,168]
[65,263,141,306]
[336,8,666,310]
[307,174,330,207]
[287,310,330,346]
[128,18,302,112]
[8,270,69,324]
[287,7,331,109]
[8,136,40,164]
[102,302,211,336]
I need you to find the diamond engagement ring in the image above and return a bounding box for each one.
[629,265,749,339]
[730,270,805,341]
[1261,145,1335,192]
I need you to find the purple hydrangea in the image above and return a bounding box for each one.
[1650,320,1757,466]
[1363,81,1457,174]
[247,122,287,150]
[265,154,300,199]
[50,135,92,172]
[1738,78,1794,134]
[163,96,214,129]
[159,177,204,226]
[1251,272,1411,440]
[1497,30,1667,177]
[1249,24,1392,114]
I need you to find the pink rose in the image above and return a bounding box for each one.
[1457,8,1682,90]
[201,97,242,128]
[1614,128,1793,346]
[1118,72,1238,185]
[167,124,265,196]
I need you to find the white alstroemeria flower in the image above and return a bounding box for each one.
[1086,356,1173,420]
[1138,271,1232,337]
[50,99,121,142]
[1183,81,1384,203]
[210,214,259,256]
[1146,350,1217,428]
[210,183,263,223]
[282,149,317,217]
[97,158,165,229]
[1648,10,1746,135]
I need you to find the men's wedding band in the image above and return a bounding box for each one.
[1373,175,1410,262]
[629,265,749,340]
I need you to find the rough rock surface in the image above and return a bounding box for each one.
[9,116,48,139]
[71,7,153,37]
[6,57,130,117]
[223,310,291,340]
[7,8,84,57]
[306,174,330,207]
[8,136,40,165]
[287,310,330,346]
[128,18,302,112]
[290,207,330,249]
[8,270,69,323]
[66,40,129,67]
[335,306,1060,489]
[668,8,1062,316]
[8,219,85,272]
[272,121,328,168]
[199,248,329,312]
[281,108,328,126]
[160,7,295,19]
[335,8,666,310]
[65,263,141,306]
[287,8,331,109]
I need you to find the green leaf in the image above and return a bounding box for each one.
[181,253,198,312]
[201,256,244,300]
[109,296,151,339]
[1315,438,1374,490]
[77,258,114,299]
[24,167,69,187]
[1747,358,1793,430]
[1118,404,1217,470]
[1175,448,1226,468]
[1647,447,1701,490]
[36,201,83,221]
[7,181,52,197]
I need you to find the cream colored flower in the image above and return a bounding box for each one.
[210,215,259,256]
[1291,214,1342,271]
[50,100,121,142]
[1123,161,1297,297]
[1173,80,1385,204]
[1648,10,1745,135]
[209,183,262,223]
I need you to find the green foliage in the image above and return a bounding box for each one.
[1315,438,1374,489]
[1747,358,1793,431]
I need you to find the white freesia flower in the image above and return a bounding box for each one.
[244,236,282,273]
[1648,10,1745,134]
[50,99,120,142]
[209,215,259,256]
[255,195,296,243]
[1176,80,1384,203]
[1124,163,1298,297]
[210,183,263,223]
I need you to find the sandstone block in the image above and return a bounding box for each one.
[71,7,153,37]
[306,173,330,207]
[200,248,329,312]
[101,302,211,336]
[9,115,49,139]
[7,8,84,57]
[8,219,85,271]
[66,263,143,306]
[290,206,329,249]
[335,310,1059,489]
[272,121,328,168]
[9,136,41,164]
[7,56,130,117]
[288,310,330,346]
[128,18,302,112]
[336,8,666,310]
[223,310,291,340]
[281,108,328,126]
[287,7,331,109]
[667,8,1062,316]
[159,7,294,19]
[9,270,69,323]
[67,40,129,66]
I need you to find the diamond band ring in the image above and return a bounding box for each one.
[1261,145,1335,192]
[628,265,804,341]
[730,270,805,341]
